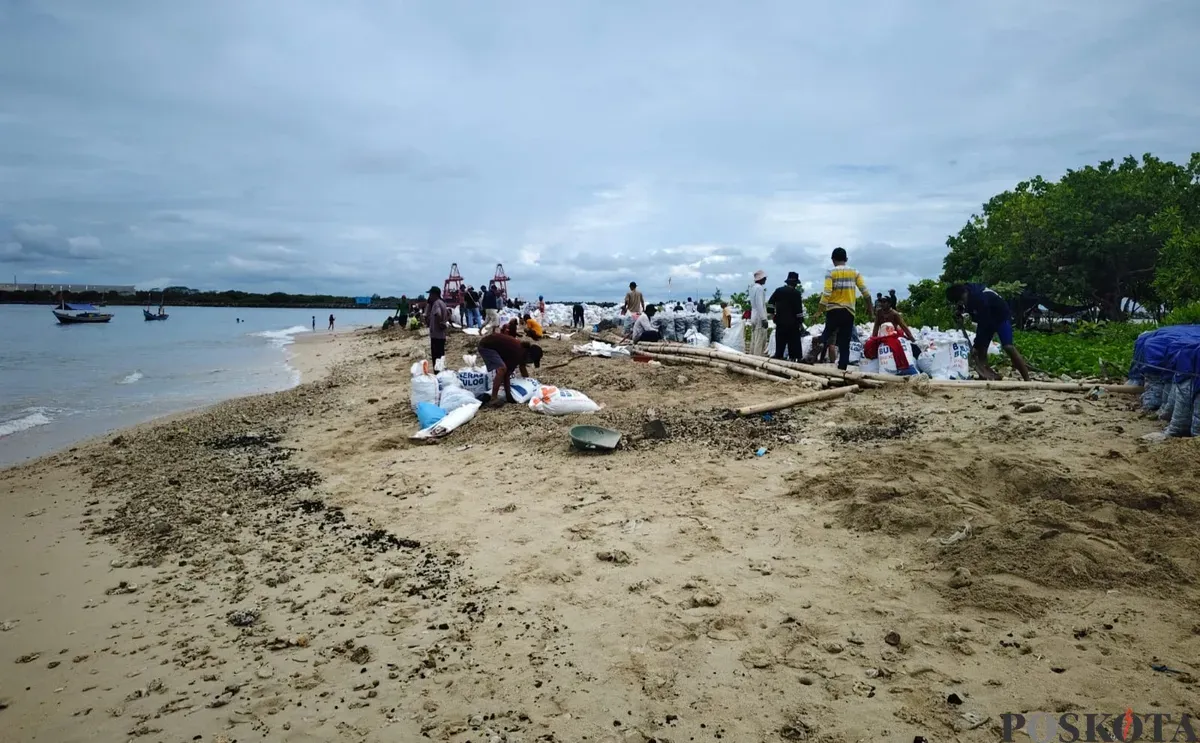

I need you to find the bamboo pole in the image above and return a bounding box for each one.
[638,351,792,383]
[734,386,857,416]
[635,343,831,386]
[638,342,1143,395]
[917,379,1143,394]
[637,342,892,385]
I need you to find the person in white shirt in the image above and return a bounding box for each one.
[684,297,696,313]
[749,270,769,356]
[623,305,661,343]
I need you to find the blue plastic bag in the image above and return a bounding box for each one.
[416,402,447,429]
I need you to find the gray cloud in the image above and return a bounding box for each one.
[1,0,1197,299]
[1,223,106,263]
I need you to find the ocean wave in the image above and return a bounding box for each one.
[252,325,312,349]
[0,408,54,438]
[119,371,144,385]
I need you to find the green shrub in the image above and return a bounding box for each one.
[999,323,1147,378]
[1163,301,1200,326]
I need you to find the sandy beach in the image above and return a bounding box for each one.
[2,326,1198,743]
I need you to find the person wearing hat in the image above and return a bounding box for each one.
[768,271,806,361]
[749,269,769,356]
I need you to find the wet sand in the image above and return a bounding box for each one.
[2,326,1198,743]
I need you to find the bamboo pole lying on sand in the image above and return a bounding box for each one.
[917,379,1144,394]
[635,343,831,386]
[735,385,857,416]
[638,342,1144,395]
[638,351,792,383]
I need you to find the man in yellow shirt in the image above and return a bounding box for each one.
[817,247,872,370]
[523,314,544,339]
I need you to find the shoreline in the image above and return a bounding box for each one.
[0,327,362,473]
[2,326,1198,742]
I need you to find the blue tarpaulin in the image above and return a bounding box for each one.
[1129,325,1200,382]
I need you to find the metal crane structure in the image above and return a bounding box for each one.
[442,263,466,308]
[491,263,510,304]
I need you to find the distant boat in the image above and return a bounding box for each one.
[53,300,113,324]
[143,291,169,321]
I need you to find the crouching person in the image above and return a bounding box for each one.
[477,332,543,405]
[624,304,661,344]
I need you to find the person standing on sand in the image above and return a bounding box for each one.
[397,295,410,330]
[816,247,871,371]
[312,315,315,331]
[749,270,769,356]
[621,281,645,316]
[462,285,480,328]
[768,271,805,361]
[426,286,450,363]
[477,332,543,405]
[538,295,546,324]
[481,283,500,334]
[328,314,335,331]
[572,302,585,328]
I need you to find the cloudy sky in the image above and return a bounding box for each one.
[1,0,1197,301]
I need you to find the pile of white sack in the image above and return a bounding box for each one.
[408,355,602,438]
[756,322,1001,380]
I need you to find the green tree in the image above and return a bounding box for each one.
[897,279,955,328]
[942,153,1200,319]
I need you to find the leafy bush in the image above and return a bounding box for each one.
[897,279,956,329]
[1163,301,1200,326]
[999,323,1147,378]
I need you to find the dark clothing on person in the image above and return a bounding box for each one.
[431,337,446,362]
[639,329,662,343]
[478,333,528,376]
[768,284,805,361]
[767,285,805,330]
[773,325,803,361]
[825,307,856,371]
[426,298,449,339]
[463,289,479,310]
[962,283,1010,327]
[482,289,498,311]
[962,283,1014,355]
[572,303,585,328]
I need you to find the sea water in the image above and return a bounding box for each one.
[0,305,397,467]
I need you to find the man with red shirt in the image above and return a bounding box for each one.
[477,332,544,404]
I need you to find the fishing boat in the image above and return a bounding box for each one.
[143,291,169,321]
[52,298,113,324]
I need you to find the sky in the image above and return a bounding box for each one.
[1,0,1198,302]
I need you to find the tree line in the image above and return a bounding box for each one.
[941,153,1200,321]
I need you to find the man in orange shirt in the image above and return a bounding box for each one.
[523,313,544,339]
